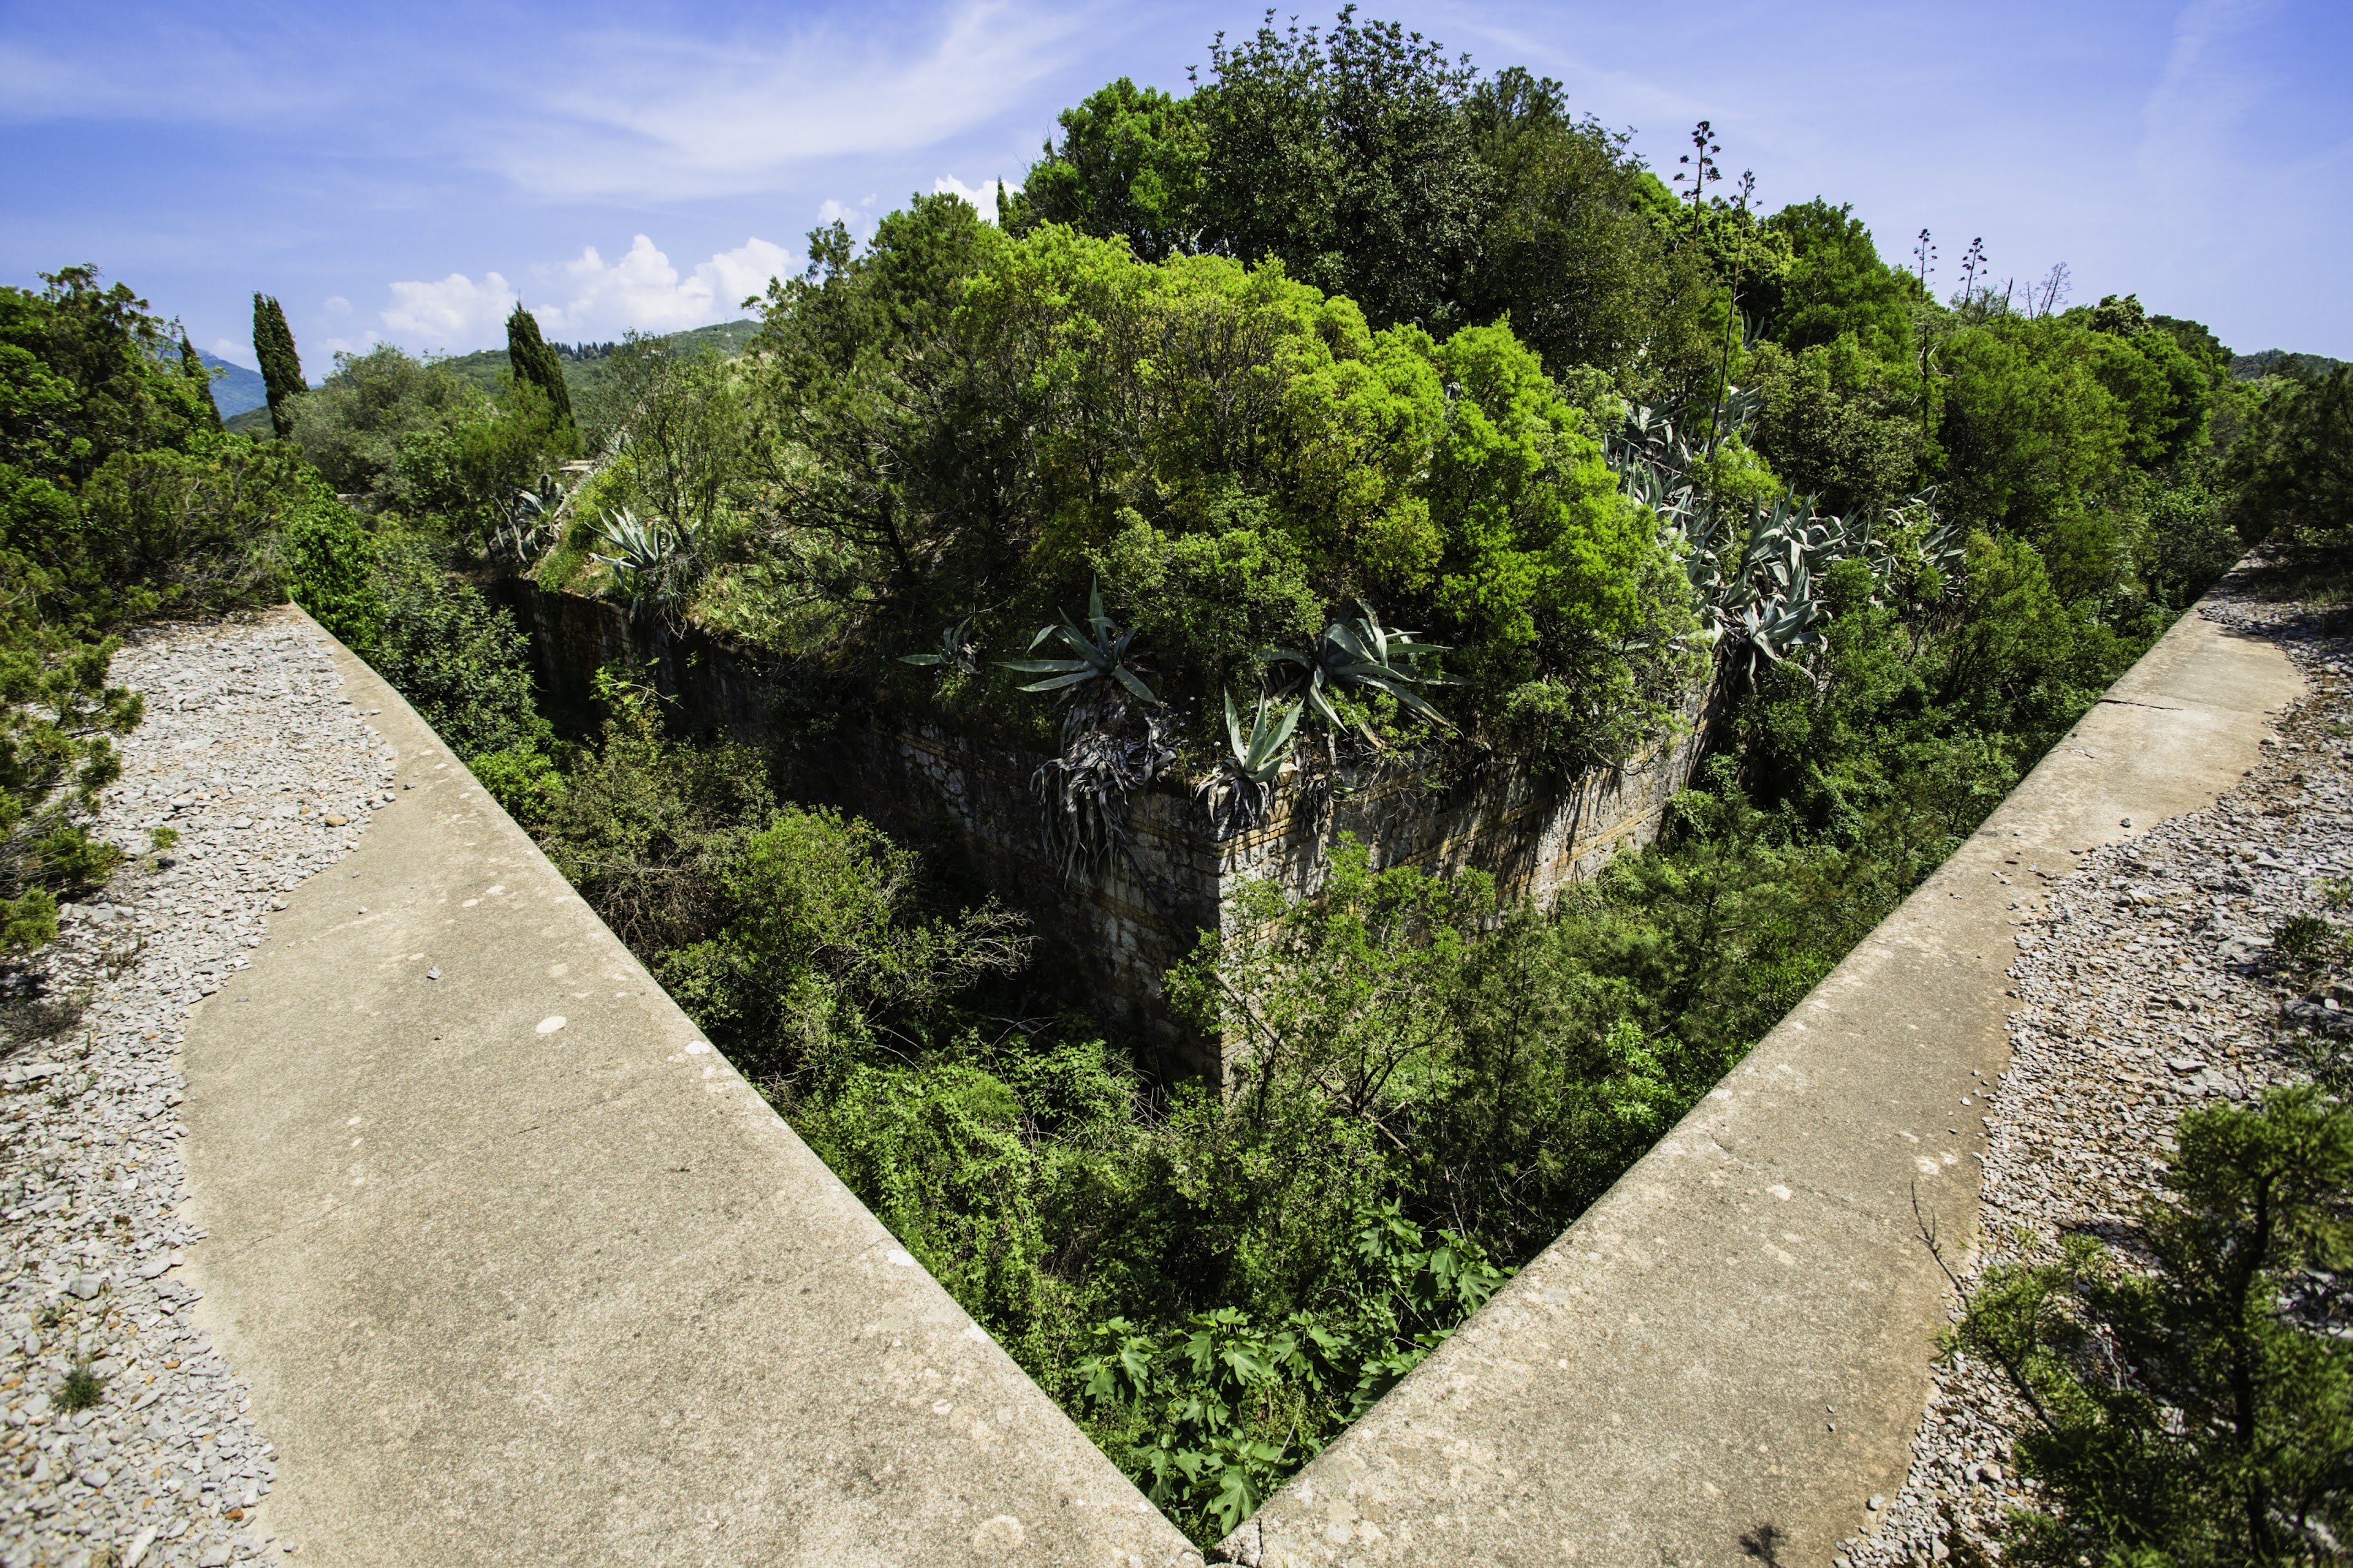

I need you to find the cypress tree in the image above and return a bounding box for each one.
[179,333,223,431]
[505,305,574,429]
[251,294,304,439]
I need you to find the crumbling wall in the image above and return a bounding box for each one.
[493,579,1711,1076]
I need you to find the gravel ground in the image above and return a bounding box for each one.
[0,610,393,1568]
[1843,583,2352,1567]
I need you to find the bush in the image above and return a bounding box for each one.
[1957,1087,2353,1565]
[0,268,251,956]
[2225,367,2353,557]
[364,542,545,759]
[281,501,382,651]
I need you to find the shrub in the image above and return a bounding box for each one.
[2223,368,2353,556]
[364,542,546,760]
[1957,1087,2353,1566]
[281,500,382,652]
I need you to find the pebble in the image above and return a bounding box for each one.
[0,612,385,1567]
[1843,582,2353,1564]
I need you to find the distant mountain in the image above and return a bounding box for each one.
[199,352,268,418]
[2232,349,2347,382]
[434,319,761,396]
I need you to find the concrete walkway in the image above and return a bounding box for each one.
[179,617,1199,1567]
[1225,598,2303,1567]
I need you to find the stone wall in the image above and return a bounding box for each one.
[490,579,1710,1076]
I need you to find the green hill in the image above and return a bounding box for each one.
[2232,348,2348,381]
[434,319,761,397]
[222,319,762,441]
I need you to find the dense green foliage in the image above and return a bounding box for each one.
[467,695,1526,1537]
[285,343,572,549]
[250,292,303,439]
[2225,366,2353,558]
[18,7,2351,1547]
[0,268,307,952]
[1005,19,1714,392]
[688,195,1694,772]
[1956,1088,2353,1565]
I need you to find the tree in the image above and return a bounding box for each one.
[2223,367,2353,556]
[1009,77,1208,261]
[1176,10,1492,333]
[1459,68,1703,385]
[251,293,304,439]
[286,343,481,512]
[1755,199,1916,363]
[178,333,222,432]
[1959,1087,2353,1566]
[505,305,574,431]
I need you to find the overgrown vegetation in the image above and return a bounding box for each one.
[241,13,2343,1543]
[17,6,2353,1548]
[0,268,317,958]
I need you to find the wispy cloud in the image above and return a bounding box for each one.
[1,1,1101,205]
[0,26,294,124]
[484,2,1098,201]
[2139,0,2278,189]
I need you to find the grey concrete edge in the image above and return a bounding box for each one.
[1222,582,2304,1567]
[178,605,1202,1568]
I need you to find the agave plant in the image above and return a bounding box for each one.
[899,616,981,680]
[1033,707,1177,881]
[591,507,699,621]
[490,473,562,567]
[1196,691,1302,838]
[1608,397,1963,687]
[1266,603,1454,748]
[1000,580,1158,725]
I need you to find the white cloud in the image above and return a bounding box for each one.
[207,339,257,370]
[815,194,882,243]
[532,235,795,337]
[381,270,519,351]
[379,236,794,351]
[699,237,799,314]
[323,295,352,318]
[934,175,1018,222]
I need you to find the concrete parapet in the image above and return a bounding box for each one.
[179,614,1200,1567]
[1222,598,2304,1567]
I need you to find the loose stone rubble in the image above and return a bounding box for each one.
[0,611,389,1568]
[1845,581,2352,1566]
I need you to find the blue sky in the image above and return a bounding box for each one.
[5,0,2346,370]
